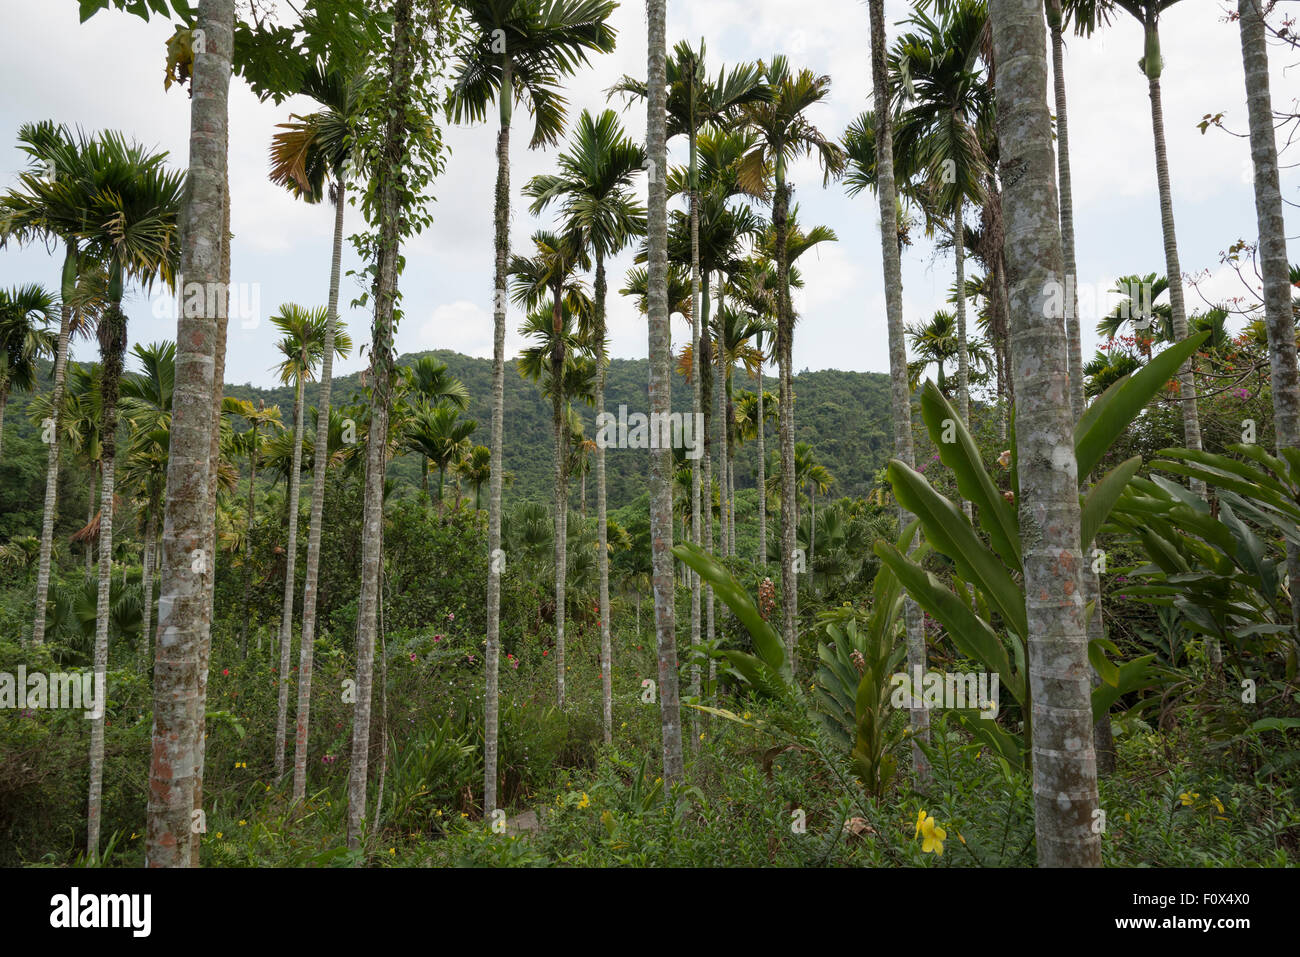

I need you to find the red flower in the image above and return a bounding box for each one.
[222,668,229,676]
[543,650,549,657]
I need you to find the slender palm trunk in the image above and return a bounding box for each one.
[953,205,971,427]
[87,300,127,858]
[0,388,8,466]
[147,0,234,868]
[756,361,767,564]
[274,373,306,778]
[869,0,930,782]
[239,422,258,659]
[989,0,1100,867]
[715,301,728,562]
[725,358,737,555]
[1048,0,1115,776]
[86,467,97,575]
[701,273,716,648]
[293,179,346,802]
[1239,0,1300,643]
[595,256,614,745]
[646,0,684,785]
[140,505,158,672]
[773,167,799,674]
[689,135,702,746]
[1141,9,1203,486]
[346,0,413,852]
[31,250,77,645]
[483,83,512,817]
[552,363,567,709]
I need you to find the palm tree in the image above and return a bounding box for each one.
[988,0,1101,867]
[891,0,991,428]
[0,121,99,646]
[907,308,993,394]
[643,0,684,785]
[227,398,282,659]
[447,0,616,817]
[455,444,492,511]
[524,106,645,744]
[146,0,236,869]
[403,403,477,515]
[863,0,933,781]
[613,46,769,687]
[269,303,349,779]
[511,229,592,710]
[71,131,183,861]
[1102,0,1202,482]
[0,284,56,465]
[1239,0,1300,640]
[269,56,367,805]
[119,340,175,671]
[738,55,845,672]
[398,358,470,498]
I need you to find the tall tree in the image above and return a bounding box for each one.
[447,0,616,818]
[863,0,933,781]
[524,107,645,741]
[738,55,845,674]
[1239,0,1300,639]
[74,132,183,860]
[270,304,348,779]
[269,57,366,803]
[989,0,1101,867]
[510,229,592,708]
[645,0,684,786]
[0,284,56,466]
[0,121,99,645]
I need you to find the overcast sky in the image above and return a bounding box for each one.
[0,0,1294,390]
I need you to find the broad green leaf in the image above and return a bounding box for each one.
[920,382,1020,568]
[1075,331,1209,479]
[1081,455,1141,547]
[888,460,1029,639]
[674,542,787,678]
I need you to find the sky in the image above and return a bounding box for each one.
[0,0,1295,391]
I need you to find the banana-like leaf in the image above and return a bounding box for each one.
[1075,331,1209,479]
[1080,455,1142,547]
[673,541,789,680]
[888,460,1029,639]
[875,541,1025,705]
[920,382,1021,568]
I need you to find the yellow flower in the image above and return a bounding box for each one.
[1212,796,1225,815]
[215,832,223,840]
[434,809,442,817]
[914,808,927,838]
[577,792,590,810]
[1179,791,1199,807]
[699,732,705,741]
[620,722,627,729]
[130,832,138,840]
[460,812,469,819]
[389,847,396,856]
[742,711,751,720]
[238,819,247,827]
[919,816,946,856]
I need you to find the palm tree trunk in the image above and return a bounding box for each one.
[1048,0,1115,777]
[293,178,346,803]
[688,122,703,745]
[274,374,306,779]
[647,0,684,785]
[0,387,7,466]
[31,249,77,645]
[192,168,232,865]
[773,165,799,675]
[595,255,614,746]
[989,0,1101,867]
[869,0,930,783]
[725,358,737,556]
[953,204,971,427]
[87,300,127,859]
[347,0,413,851]
[483,90,510,819]
[756,362,767,564]
[701,273,716,649]
[239,422,258,659]
[147,0,234,870]
[552,377,567,709]
[1239,0,1300,643]
[140,505,158,673]
[86,467,97,575]
[1142,7,1203,490]
[714,300,729,562]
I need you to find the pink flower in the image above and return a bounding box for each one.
[446,612,455,622]
[433,635,443,643]
[410,652,417,662]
